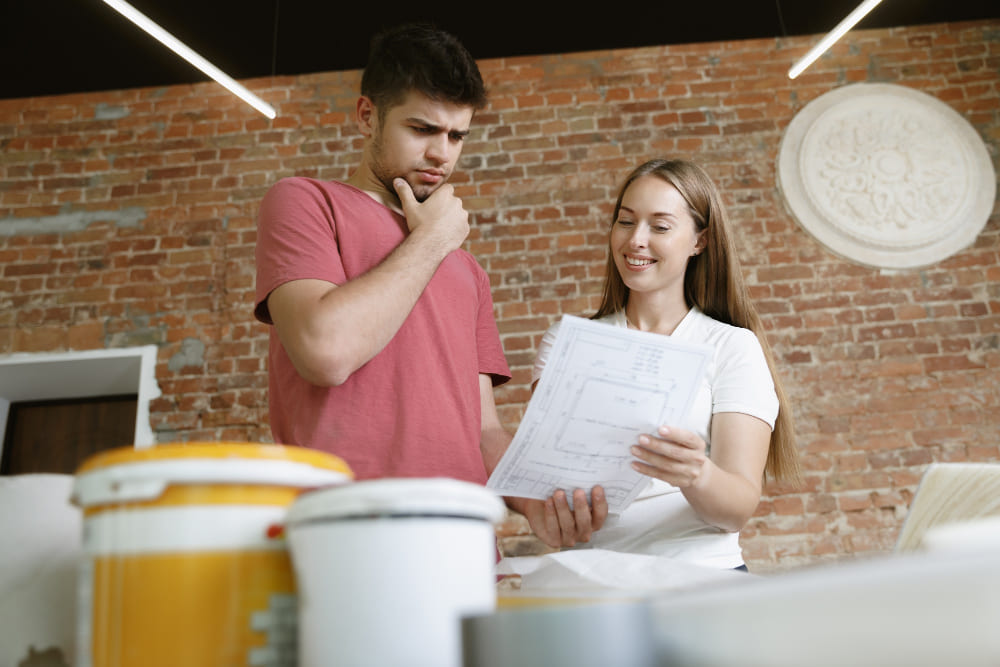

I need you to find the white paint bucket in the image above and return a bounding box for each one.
[0,474,81,667]
[286,477,506,667]
[71,442,352,667]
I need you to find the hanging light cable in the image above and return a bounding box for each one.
[787,0,885,79]
[102,0,277,118]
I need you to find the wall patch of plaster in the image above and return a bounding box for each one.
[0,206,146,237]
[167,337,205,373]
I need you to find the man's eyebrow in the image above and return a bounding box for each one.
[406,117,470,136]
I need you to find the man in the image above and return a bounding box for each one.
[253,22,604,546]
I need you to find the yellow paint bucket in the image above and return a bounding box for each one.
[71,442,352,667]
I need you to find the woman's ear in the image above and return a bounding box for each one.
[692,230,707,256]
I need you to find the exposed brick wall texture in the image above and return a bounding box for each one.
[1,20,998,573]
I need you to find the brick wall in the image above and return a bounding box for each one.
[1,20,997,572]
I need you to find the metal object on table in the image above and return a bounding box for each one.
[462,599,658,667]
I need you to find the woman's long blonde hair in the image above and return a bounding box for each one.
[594,158,801,485]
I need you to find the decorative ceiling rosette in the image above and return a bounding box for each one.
[777,83,995,269]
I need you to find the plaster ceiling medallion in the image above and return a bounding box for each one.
[777,83,996,269]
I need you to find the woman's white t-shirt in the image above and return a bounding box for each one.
[530,308,778,568]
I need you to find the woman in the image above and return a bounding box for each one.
[531,158,801,569]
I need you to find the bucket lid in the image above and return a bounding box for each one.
[72,442,352,507]
[287,477,506,526]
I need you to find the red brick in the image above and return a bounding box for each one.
[0,19,997,576]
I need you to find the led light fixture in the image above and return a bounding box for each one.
[787,0,885,79]
[102,0,276,118]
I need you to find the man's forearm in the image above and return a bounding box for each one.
[272,230,452,386]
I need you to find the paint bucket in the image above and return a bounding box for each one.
[286,477,506,667]
[71,442,352,667]
[462,599,658,667]
[0,474,81,667]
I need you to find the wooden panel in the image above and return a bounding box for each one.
[1,395,137,475]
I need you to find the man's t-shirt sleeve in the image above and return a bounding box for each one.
[254,178,347,324]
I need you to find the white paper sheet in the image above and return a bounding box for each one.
[487,315,711,514]
[497,549,748,594]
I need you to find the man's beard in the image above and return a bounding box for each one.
[378,172,431,204]
[370,133,436,203]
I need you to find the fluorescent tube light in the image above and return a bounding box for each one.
[787,0,885,79]
[102,0,276,118]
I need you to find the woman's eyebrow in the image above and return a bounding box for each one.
[619,205,678,219]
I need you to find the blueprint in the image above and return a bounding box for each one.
[487,315,712,514]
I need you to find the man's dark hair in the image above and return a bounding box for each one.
[360,22,488,118]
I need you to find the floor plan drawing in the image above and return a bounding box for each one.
[488,315,712,513]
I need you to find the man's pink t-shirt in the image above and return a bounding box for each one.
[254,177,511,483]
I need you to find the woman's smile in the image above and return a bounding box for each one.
[623,254,657,270]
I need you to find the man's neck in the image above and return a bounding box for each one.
[345,169,402,215]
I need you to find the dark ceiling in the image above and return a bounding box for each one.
[3,0,998,101]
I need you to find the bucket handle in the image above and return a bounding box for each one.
[73,478,169,506]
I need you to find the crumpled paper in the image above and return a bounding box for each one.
[498,548,749,596]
